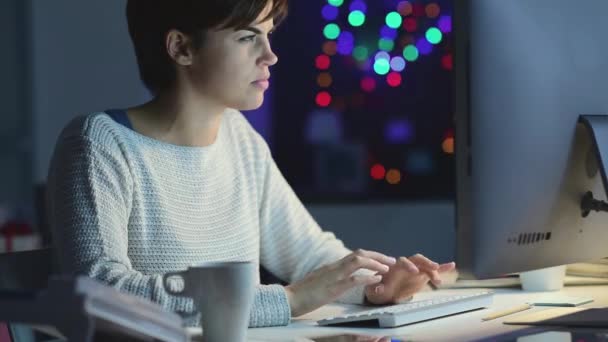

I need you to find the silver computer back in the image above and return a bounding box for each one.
[455,0,608,278]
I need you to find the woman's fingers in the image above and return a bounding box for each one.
[409,253,439,270]
[340,249,397,275]
[336,274,383,291]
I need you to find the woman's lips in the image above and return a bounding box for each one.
[252,79,270,90]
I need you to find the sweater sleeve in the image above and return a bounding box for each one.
[258,145,370,306]
[47,131,290,327]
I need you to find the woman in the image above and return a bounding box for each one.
[46,0,456,327]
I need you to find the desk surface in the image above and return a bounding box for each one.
[196,285,608,342]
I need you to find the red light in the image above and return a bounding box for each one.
[444,128,454,139]
[403,18,418,32]
[315,91,332,107]
[412,3,425,17]
[315,55,331,70]
[387,72,402,87]
[371,164,386,180]
[442,54,453,70]
[360,77,376,92]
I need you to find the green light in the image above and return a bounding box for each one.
[385,12,402,29]
[426,27,443,44]
[323,23,341,40]
[353,46,369,62]
[348,10,366,27]
[378,38,395,52]
[403,45,419,62]
[328,0,344,7]
[374,59,390,75]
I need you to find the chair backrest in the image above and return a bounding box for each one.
[0,248,55,291]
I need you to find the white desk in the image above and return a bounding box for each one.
[217,285,608,342]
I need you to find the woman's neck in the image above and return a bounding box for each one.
[127,87,226,147]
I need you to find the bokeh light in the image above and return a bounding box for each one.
[316,91,332,107]
[403,18,418,32]
[375,51,390,61]
[386,169,402,185]
[442,137,455,154]
[387,72,402,87]
[322,41,337,56]
[374,59,391,75]
[353,46,369,61]
[378,38,395,52]
[349,0,367,13]
[348,10,366,27]
[323,23,341,40]
[315,54,331,70]
[426,27,443,44]
[360,76,376,92]
[317,73,333,88]
[322,5,339,21]
[385,12,403,29]
[328,0,344,7]
[442,54,453,70]
[438,16,452,33]
[416,38,433,55]
[397,1,413,16]
[380,25,398,40]
[425,3,441,18]
[371,164,386,180]
[403,45,419,62]
[390,56,406,72]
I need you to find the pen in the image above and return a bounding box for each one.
[482,303,533,321]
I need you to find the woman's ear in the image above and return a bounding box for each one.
[166,30,194,66]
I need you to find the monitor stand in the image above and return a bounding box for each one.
[579,115,608,216]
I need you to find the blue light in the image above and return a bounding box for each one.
[321,4,339,21]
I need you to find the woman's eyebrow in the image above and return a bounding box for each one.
[241,26,275,35]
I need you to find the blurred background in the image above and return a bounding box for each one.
[0,0,455,262]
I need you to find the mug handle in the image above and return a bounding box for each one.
[163,271,189,297]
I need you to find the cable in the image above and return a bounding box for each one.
[581,191,608,217]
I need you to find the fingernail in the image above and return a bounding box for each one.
[388,257,397,264]
[375,285,384,294]
[409,265,419,273]
[382,265,390,272]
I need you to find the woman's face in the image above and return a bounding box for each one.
[183,6,278,111]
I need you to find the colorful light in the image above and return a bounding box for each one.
[378,38,395,52]
[385,119,414,143]
[387,72,402,87]
[360,76,376,92]
[328,0,344,7]
[403,45,419,62]
[349,0,367,13]
[317,73,333,88]
[416,38,433,55]
[380,25,398,40]
[316,91,332,107]
[353,46,369,61]
[441,54,453,70]
[442,137,455,154]
[322,41,337,56]
[321,5,339,21]
[426,27,443,44]
[337,31,355,55]
[375,51,390,61]
[323,23,341,40]
[385,12,403,29]
[390,56,406,72]
[425,3,441,18]
[374,59,391,75]
[386,169,402,185]
[371,164,386,180]
[315,54,331,70]
[348,10,366,27]
[397,1,413,16]
[438,16,452,33]
[403,17,418,32]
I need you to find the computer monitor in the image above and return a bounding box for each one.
[455,0,608,279]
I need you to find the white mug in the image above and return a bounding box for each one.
[163,261,256,342]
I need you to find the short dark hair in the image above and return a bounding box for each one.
[126,0,288,95]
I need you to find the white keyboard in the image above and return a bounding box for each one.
[317,291,494,328]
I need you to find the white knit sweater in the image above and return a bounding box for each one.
[46,110,364,327]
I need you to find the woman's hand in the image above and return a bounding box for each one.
[284,249,397,317]
[364,254,456,305]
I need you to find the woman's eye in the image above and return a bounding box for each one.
[239,35,257,43]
